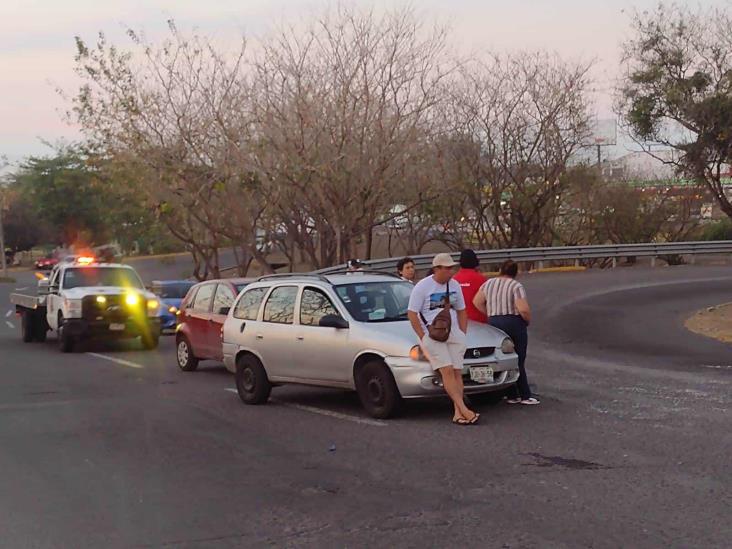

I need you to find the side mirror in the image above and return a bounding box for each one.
[319,314,349,329]
[218,307,231,316]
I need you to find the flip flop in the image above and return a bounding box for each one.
[520,398,540,405]
[452,417,470,425]
[506,398,522,404]
[467,413,480,424]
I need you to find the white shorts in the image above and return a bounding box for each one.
[420,328,467,371]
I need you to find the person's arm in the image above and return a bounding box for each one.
[514,285,531,325]
[473,289,488,316]
[457,308,468,334]
[407,311,425,340]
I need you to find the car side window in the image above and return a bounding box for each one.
[300,287,339,326]
[233,287,267,320]
[50,269,60,290]
[184,287,198,309]
[192,283,215,312]
[262,286,298,324]
[213,284,236,314]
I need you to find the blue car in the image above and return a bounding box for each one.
[151,280,196,333]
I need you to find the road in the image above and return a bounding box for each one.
[0,266,729,547]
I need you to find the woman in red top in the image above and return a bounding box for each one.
[453,249,488,323]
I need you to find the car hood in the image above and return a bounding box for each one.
[63,287,157,300]
[161,298,183,308]
[353,319,510,357]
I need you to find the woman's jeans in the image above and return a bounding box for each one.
[489,314,531,400]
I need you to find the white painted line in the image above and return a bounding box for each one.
[15,287,28,291]
[5,320,15,329]
[224,388,387,427]
[86,352,144,369]
[6,310,13,317]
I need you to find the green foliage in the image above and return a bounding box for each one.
[700,218,732,241]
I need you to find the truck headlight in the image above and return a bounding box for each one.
[501,337,515,354]
[64,298,83,318]
[146,299,159,317]
[125,293,140,307]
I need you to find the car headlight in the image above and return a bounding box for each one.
[168,305,178,314]
[147,299,159,310]
[501,337,515,354]
[125,293,140,307]
[409,345,428,362]
[96,295,107,304]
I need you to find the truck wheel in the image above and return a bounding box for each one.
[58,321,75,353]
[141,332,159,350]
[355,360,402,419]
[176,335,199,371]
[21,312,35,343]
[236,355,271,405]
[34,322,47,343]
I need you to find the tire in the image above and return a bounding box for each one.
[176,335,199,371]
[21,312,34,343]
[141,332,160,350]
[34,321,47,343]
[57,319,75,353]
[355,360,402,419]
[235,355,271,405]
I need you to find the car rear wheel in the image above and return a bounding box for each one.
[355,360,402,419]
[236,355,271,405]
[176,335,198,371]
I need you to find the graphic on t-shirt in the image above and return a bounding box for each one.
[429,291,457,310]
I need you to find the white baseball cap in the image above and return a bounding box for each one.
[432,253,458,268]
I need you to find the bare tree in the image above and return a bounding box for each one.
[249,5,453,268]
[440,53,594,248]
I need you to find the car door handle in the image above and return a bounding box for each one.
[208,318,214,323]
[239,322,246,333]
[256,334,264,340]
[296,336,304,341]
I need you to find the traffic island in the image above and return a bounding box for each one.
[685,303,732,344]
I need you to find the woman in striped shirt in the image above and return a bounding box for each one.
[473,260,539,405]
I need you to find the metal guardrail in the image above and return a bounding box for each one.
[316,240,732,274]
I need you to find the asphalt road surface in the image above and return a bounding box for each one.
[0,265,730,548]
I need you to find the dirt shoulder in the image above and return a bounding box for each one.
[685,302,732,344]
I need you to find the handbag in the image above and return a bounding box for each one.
[420,280,452,342]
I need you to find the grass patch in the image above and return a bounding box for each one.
[0,276,17,283]
[685,303,732,344]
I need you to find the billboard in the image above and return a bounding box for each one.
[589,118,617,146]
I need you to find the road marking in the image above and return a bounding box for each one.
[5,320,15,329]
[86,353,144,369]
[15,287,28,291]
[6,310,13,317]
[224,388,387,427]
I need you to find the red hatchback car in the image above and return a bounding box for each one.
[176,278,251,371]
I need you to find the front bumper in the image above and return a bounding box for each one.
[385,355,519,399]
[62,317,161,339]
[159,313,178,332]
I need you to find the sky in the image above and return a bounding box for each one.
[0,0,727,166]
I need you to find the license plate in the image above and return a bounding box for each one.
[469,366,494,384]
[109,323,125,331]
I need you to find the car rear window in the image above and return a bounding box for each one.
[335,281,413,322]
[155,282,195,299]
[233,287,267,320]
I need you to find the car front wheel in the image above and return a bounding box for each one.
[236,355,271,405]
[355,360,402,419]
[58,319,75,353]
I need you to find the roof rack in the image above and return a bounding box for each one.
[324,269,403,280]
[256,273,332,284]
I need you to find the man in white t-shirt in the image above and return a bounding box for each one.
[407,253,479,425]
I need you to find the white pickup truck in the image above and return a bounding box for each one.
[10,259,161,352]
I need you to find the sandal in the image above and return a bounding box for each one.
[467,413,480,424]
[452,417,470,425]
[520,398,540,405]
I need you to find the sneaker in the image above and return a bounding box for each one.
[520,398,540,405]
[506,398,523,404]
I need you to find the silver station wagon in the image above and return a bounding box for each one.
[222,272,520,418]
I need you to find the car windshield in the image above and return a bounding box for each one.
[335,281,413,322]
[234,283,249,293]
[155,282,195,299]
[63,267,144,290]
